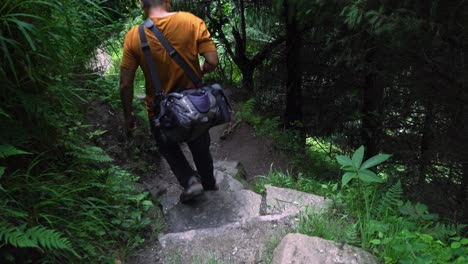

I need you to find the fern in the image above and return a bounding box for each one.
[376,180,403,219]
[0,222,77,255]
[236,98,257,123]
[0,144,31,158]
[344,222,360,246]
[66,145,113,163]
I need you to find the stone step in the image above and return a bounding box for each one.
[272,233,378,264]
[158,214,299,263]
[264,185,329,216]
[164,189,262,233]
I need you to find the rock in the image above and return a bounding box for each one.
[214,170,245,191]
[159,214,298,263]
[214,160,247,180]
[271,233,379,264]
[155,161,248,213]
[265,185,329,216]
[157,183,183,214]
[164,190,262,233]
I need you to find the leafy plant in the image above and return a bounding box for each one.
[334,146,391,248]
[336,146,391,187]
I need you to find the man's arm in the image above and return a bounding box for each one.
[120,66,137,132]
[200,51,219,75]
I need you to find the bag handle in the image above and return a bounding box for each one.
[141,18,204,90]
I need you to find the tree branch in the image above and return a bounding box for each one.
[251,36,286,68]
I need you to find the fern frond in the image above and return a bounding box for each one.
[376,180,403,218]
[237,98,257,123]
[66,145,113,163]
[344,223,360,245]
[0,222,75,253]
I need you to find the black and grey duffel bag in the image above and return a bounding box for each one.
[139,19,231,142]
[156,84,231,142]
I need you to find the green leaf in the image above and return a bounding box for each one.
[460,238,468,245]
[0,167,5,178]
[0,108,10,118]
[451,242,461,249]
[352,146,365,168]
[418,233,433,243]
[341,164,355,171]
[336,155,353,167]
[370,239,381,245]
[361,154,391,170]
[357,169,383,183]
[342,172,356,187]
[0,145,31,158]
[415,203,429,214]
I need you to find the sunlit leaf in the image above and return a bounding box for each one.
[0,145,31,158]
[0,108,10,118]
[361,154,391,170]
[357,169,383,183]
[336,155,353,167]
[351,146,364,168]
[342,172,356,187]
[451,242,461,249]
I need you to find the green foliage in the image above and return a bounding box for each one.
[238,98,339,177]
[254,144,467,263]
[0,0,159,262]
[336,146,391,186]
[0,223,76,255]
[298,207,359,245]
[0,145,31,158]
[293,146,468,263]
[0,158,157,262]
[255,169,324,197]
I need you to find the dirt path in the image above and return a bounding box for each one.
[210,123,292,181]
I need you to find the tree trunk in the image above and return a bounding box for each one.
[459,162,468,207]
[361,70,384,159]
[283,0,305,147]
[418,101,434,184]
[241,66,254,93]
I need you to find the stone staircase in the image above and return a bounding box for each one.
[129,161,378,264]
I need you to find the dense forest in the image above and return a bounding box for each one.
[1,0,467,263]
[183,0,468,218]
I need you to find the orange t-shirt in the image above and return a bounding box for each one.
[121,12,217,118]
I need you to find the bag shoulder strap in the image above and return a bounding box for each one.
[143,18,203,88]
[138,24,164,97]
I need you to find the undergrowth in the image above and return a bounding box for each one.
[240,100,468,263]
[237,98,340,179]
[0,0,160,262]
[256,147,468,263]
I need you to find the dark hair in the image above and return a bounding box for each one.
[141,0,164,8]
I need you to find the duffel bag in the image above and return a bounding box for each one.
[154,83,231,142]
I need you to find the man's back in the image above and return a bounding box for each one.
[121,12,216,117]
[119,0,219,203]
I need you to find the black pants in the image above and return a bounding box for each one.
[151,122,216,190]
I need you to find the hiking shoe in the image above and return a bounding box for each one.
[204,182,219,191]
[180,176,204,203]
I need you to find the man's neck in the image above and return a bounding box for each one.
[147,7,174,18]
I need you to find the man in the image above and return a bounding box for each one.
[119,0,219,203]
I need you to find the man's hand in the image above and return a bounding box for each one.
[124,112,137,136]
[200,51,219,75]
